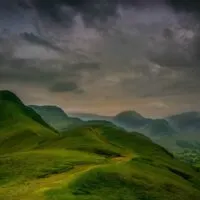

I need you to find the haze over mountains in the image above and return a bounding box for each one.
[29,100,200,155]
[71,110,200,136]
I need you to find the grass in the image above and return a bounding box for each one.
[0,150,106,185]
[46,161,200,200]
[0,93,58,154]
[1,123,200,200]
[38,124,125,157]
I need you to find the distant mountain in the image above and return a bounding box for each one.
[0,90,57,154]
[113,110,151,129]
[115,110,144,120]
[151,112,200,154]
[70,110,149,128]
[113,111,177,137]
[72,110,177,137]
[167,112,200,132]
[69,112,112,121]
[144,119,177,137]
[61,109,200,154]
[30,105,83,131]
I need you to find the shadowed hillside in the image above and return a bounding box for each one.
[30,105,83,131]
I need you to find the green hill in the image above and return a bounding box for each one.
[64,109,200,171]
[68,110,200,162]
[0,91,54,129]
[30,105,83,131]
[2,122,200,200]
[1,91,200,200]
[0,90,58,154]
[70,110,149,128]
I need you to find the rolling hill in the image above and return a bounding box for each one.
[71,110,177,137]
[1,91,200,200]
[0,90,58,154]
[0,91,55,130]
[70,110,200,167]
[30,105,83,131]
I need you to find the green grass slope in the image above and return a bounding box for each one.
[0,90,58,154]
[30,105,83,131]
[1,121,200,200]
[44,124,200,200]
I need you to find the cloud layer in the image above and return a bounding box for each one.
[0,0,200,116]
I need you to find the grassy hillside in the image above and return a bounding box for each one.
[44,124,200,200]
[141,112,200,167]
[73,111,200,158]
[1,91,200,200]
[30,105,83,131]
[0,90,58,154]
[157,134,200,169]
[1,123,200,199]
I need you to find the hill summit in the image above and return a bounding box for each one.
[0,90,23,105]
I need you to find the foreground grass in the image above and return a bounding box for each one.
[0,150,108,200]
[1,111,200,200]
[0,150,106,186]
[46,160,200,200]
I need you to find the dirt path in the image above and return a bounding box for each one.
[0,155,132,200]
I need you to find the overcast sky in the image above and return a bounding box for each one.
[1,0,200,117]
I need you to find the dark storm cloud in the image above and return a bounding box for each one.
[1,0,200,116]
[0,0,120,26]
[21,32,64,53]
[168,1,200,14]
[28,0,132,22]
[71,62,100,71]
[2,0,199,27]
[0,55,99,93]
[49,81,83,93]
[0,59,59,84]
